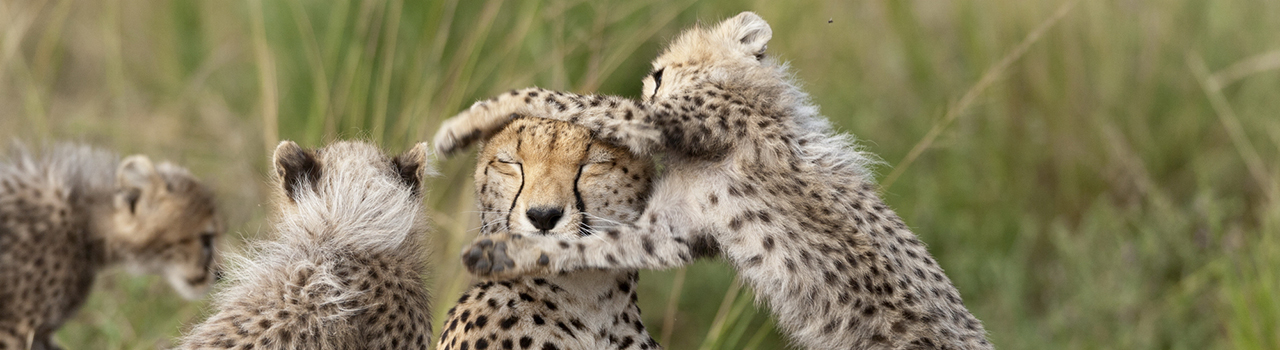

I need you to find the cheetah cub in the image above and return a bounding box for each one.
[1,143,221,350]
[434,12,993,350]
[438,118,660,350]
[179,141,435,350]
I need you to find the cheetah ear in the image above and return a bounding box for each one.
[721,11,772,59]
[393,142,437,197]
[272,141,321,202]
[116,155,160,214]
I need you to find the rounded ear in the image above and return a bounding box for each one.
[393,142,436,196]
[272,141,321,202]
[720,11,772,59]
[117,155,159,214]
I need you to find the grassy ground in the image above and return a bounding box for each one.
[2,0,1278,349]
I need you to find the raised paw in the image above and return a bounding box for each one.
[432,98,527,157]
[432,114,486,157]
[460,233,553,279]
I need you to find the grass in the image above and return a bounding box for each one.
[1,0,1278,348]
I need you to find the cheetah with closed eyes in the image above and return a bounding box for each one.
[179,141,434,349]
[1,143,221,350]
[438,117,660,350]
[434,12,993,350]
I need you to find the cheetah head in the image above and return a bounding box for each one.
[642,11,775,102]
[474,117,654,239]
[109,156,221,300]
[269,140,434,253]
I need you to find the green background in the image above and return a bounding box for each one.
[1,0,1277,348]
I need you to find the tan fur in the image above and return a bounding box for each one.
[179,141,434,350]
[0,143,221,350]
[438,118,660,350]
[435,12,991,350]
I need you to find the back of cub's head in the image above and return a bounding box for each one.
[474,117,653,238]
[270,140,434,251]
[272,140,433,206]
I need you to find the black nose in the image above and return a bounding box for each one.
[213,268,224,282]
[526,207,564,231]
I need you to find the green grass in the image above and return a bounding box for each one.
[1,0,1278,348]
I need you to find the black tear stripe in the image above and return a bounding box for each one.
[573,144,591,236]
[507,163,524,233]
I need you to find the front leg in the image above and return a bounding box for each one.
[461,209,718,279]
[433,87,663,157]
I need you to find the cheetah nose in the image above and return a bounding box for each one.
[526,207,564,232]
[213,268,224,282]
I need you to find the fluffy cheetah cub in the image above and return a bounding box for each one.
[179,141,434,350]
[438,118,659,350]
[434,12,992,350]
[1,143,221,350]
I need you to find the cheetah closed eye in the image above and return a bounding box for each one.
[437,117,662,350]
[434,12,993,350]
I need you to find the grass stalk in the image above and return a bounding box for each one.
[1187,52,1276,201]
[881,0,1079,190]
[659,267,688,345]
[248,0,279,147]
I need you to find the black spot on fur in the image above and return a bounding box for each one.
[688,232,720,259]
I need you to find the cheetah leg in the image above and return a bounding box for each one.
[460,207,713,279]
[432,88,663,157]
[0,330,24,350]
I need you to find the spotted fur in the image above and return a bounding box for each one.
[435,12,992,350]
[0,143,221,350]
[438,118,660,350]
[178,141,434,350]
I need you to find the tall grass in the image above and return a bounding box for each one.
[1,0,1277,349]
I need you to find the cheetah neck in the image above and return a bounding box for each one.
[83,194,123,267]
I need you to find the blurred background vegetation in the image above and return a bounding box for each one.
[1,0,1278,348]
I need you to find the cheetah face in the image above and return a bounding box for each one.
[474,118,653,239]
[642,12,773,102]
[110,156,221,300]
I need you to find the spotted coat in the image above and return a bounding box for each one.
[0,144,221,350]
[434,12,993,350]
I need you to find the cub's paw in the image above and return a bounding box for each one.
[432,99,525,157]
[432,113,487,158]
[461,233,553,279]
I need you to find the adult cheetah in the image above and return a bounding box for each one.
[1,143,221,350]
[434,12,993,350]
[438,117,660,350]
[179,141,434,350]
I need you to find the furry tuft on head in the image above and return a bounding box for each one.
[265,141,434,254]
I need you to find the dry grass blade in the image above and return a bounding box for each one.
[1187,52,1276,201]
[698,276,744,350]
[1208,50,1280,90]
[248,0,279,148]
[371,0,404,143]
[659,267,688,345]
[881,0,1079,190]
